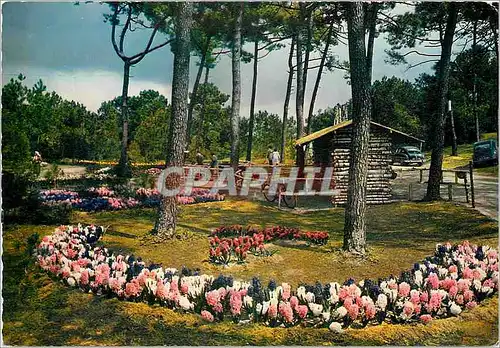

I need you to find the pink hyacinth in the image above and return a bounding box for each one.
[463,267,473,279]
[281,283,291,301]
[355,296,363,308]
[427,273,439,289]
[338,287,349,300]
[290,296,299,310]
[403,301,414,317]
[80,269,89,285]
[441,278,457,291]
[414,304,422,315]
[206,290,219,306]
[426,292,442,312]
[463,290,474,302]
[297,305,308,319]
[229,292,242,316]
[181,283,189,294]
[419,314,433,324]
[457,279,471,293]
[201,310,214,322]
[448,265,458,273]
[278,302,294,323]
[268,303,278,318]
[213,302,223,313]
[347,303,359,320]
[420,292,429,303]
[156,281,168,300]
[365,302,376,320]
[218,287,227,299]
[398,282,411,298]
[449,285,458,298]
[410,290,420,305]
[456,294,464,305]
[466,301,477,310]
[125,280,142,298]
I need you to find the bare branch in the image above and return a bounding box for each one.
[257,50,273,60]
[111,5,126,61]
[257,35,291,52]
[401,50,441,57]
[119,5,132,53]
[130,38,174,64]
[130,16,155,29]
[405,59,439,71]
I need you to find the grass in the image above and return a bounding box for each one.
[425,133,498,177]
[3,198,498,345]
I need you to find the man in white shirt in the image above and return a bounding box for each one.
[271,148,281,166]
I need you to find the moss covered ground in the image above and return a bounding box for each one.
[3,199,498,345]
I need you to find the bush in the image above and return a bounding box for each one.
[4,192,73,225]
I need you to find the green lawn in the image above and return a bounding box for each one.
[3,199,498,345]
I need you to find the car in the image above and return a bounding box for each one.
[473,139,498,167]
[392,146,425,166]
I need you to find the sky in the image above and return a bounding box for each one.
[2,2,441,118]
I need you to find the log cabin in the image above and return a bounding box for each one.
[295,120,425,205]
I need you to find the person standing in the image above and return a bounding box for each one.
[196,151,204,165]
[271,148,281,166]
[267,146,273,165]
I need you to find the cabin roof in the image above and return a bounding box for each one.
[295,120,425,146]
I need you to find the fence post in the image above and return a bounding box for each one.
[408,183,413,201]
[419,169,423,183]
[469,161,475,208]
[464,174,469,203]
[447,184,453,201]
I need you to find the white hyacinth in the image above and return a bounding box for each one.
[261,301,270,315]
[321,311,331,321]
[329,294,339,305]
[308,303,323,316]
[256,303,263,314]
[335,306,348,319]
[297,286,306,301]
[329,322,343,333]
[178,296,193,311]
[67,277,76,287]
[414,270,423,286]
[449,302,462,316]
[438,268,448,277]
[305,292,315,303]
[376,294,388,310]
[243,295,253,307]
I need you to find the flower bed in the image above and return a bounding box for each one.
[39,186,225,212]
[37,224,498,332]
[209,225,329,265]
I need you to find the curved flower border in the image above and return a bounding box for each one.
[36,224,498,332]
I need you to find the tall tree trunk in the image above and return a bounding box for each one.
[117,61,131,177]
[449,100,458,156]
[154,2,192,238]
[472,20,480,142]
[425,3,458,201]
[302,4,313,92]
[199,66,210,132]
[343,2,371,255]
[230,3,243,170]
[295,29,305,139]
[187,36,211,147]
[307,22,334,134]
[281,37,295,161]
[246,39,259,161]
[365,3,378,85]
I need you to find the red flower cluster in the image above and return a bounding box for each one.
[209,225,329,265]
